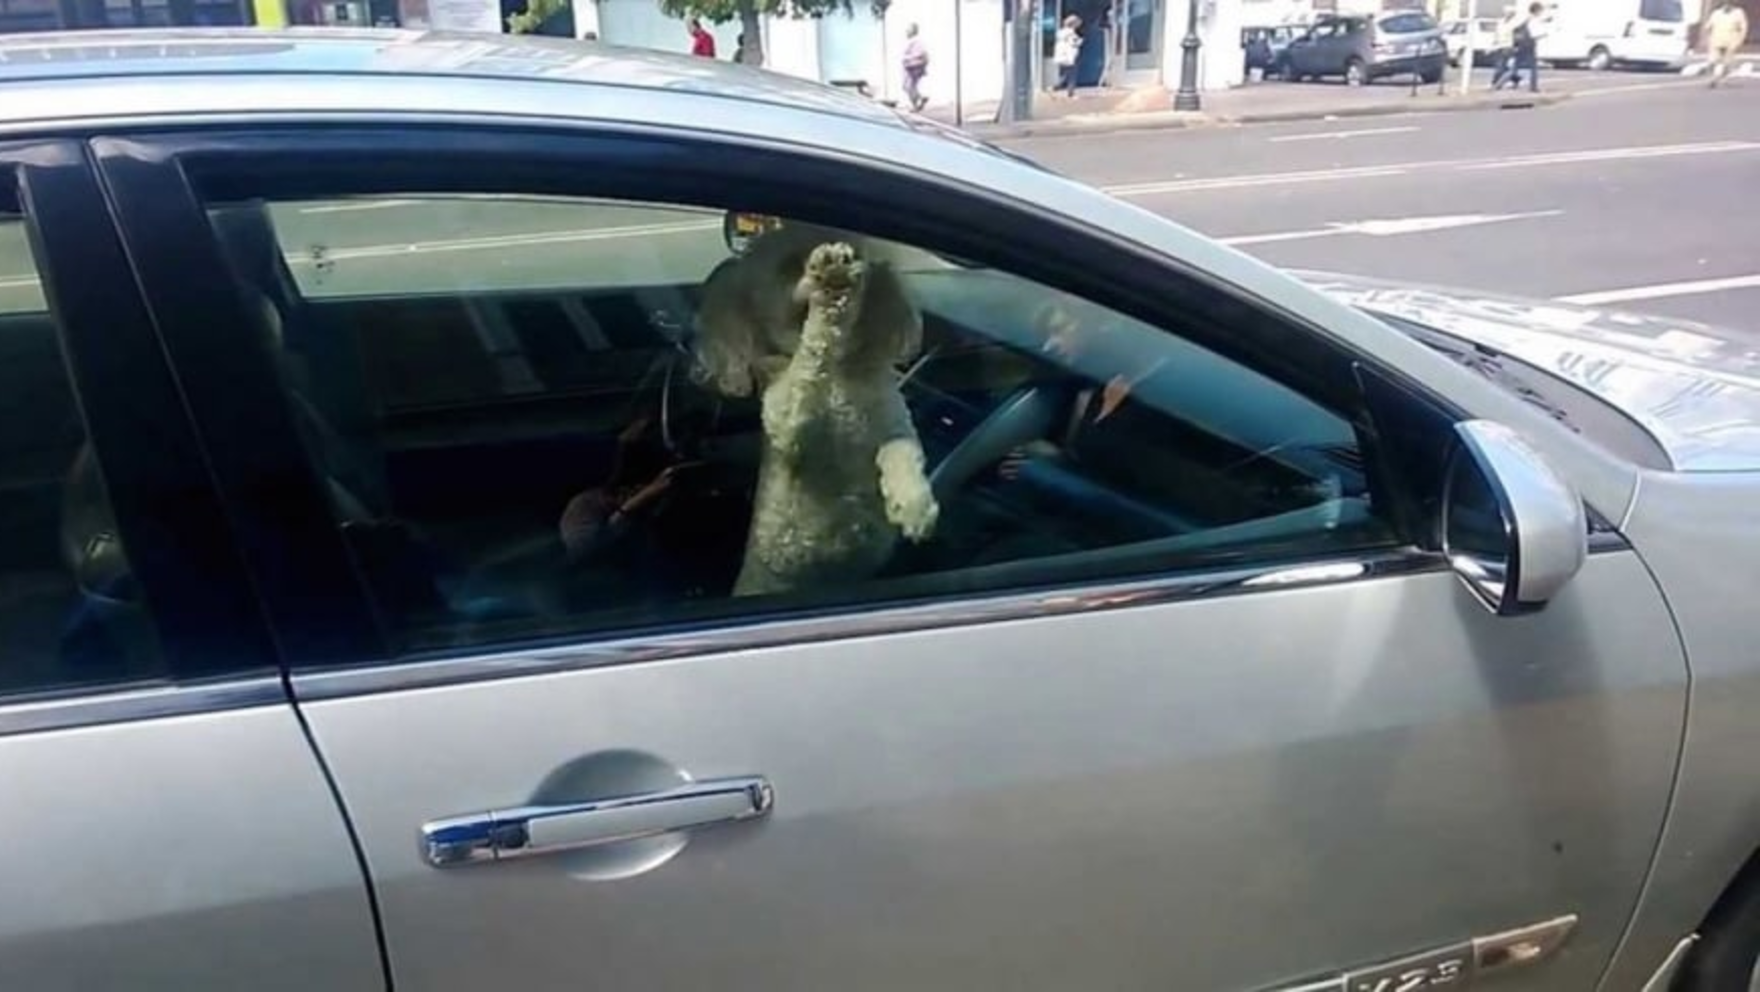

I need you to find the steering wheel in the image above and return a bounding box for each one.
[926,383,1071,505]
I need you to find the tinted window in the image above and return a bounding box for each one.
[204,192,1397,659]
[0,212,164,696]
[1640,0,1683,21]
[1380,13,1436,33]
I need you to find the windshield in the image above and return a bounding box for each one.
[1370,309,1673,470]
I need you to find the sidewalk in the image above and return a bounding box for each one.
[927,77,1570,139]
[950,56,1760,139]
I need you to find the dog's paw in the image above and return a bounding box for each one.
[804,241,864,296]
[886,477,939,542]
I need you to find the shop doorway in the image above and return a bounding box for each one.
[1040,0,1161,90]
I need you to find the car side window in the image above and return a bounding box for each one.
[201,193,1398,660]
[0,210,165,696]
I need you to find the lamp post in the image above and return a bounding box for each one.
[953,0,964,126]
[1172,0,1202,111]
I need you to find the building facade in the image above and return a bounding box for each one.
[2,0,1750,104]
[582,0,1253,107]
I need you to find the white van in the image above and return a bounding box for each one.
[1535,0,1690,70]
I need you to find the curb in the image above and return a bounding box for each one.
[963,90,1572,140]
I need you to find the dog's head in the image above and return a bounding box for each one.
[691,222,923,397]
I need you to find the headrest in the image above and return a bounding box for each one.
[209,199,284,291]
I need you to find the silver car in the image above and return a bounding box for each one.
[1,27,1757,992]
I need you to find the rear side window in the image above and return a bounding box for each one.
[0,210,164,697]
[1640,0,1683,21]
[1380,13,1436,33]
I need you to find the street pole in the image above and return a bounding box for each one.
[999,0,1034,125]
[954,0,964,126]
[1458,0,1474,95]
[999,0,1016,125]
[1173,0,1202,111]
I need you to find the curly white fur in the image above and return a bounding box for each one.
[733,241,938,597]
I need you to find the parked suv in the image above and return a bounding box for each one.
[1276,11,1446,85]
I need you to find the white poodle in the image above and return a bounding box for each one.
[692,227,938,597]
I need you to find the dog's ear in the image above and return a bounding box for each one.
[860,259,924,367]
[691,257,763,398]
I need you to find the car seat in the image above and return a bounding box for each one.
[209,201,569,628]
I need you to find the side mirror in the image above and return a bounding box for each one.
[1441,420,1587,617]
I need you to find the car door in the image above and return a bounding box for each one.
[0,140,382,990]
[100,123,1687,992]
[1288,21,1331,74]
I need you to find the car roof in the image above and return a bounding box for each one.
[0,27,907,129]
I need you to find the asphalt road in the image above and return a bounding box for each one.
[999,75,1760,332]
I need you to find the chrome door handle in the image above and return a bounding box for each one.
[420,775,774,868]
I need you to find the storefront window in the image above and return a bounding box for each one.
[1123,0,1158,70]
[0,0,67,32]
[0,0,249,31]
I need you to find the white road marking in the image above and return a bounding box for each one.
[287,218,721,264]
[1105,165,1413,196]
[298,199,424,214]
[1219,210,1561,247]
[1577,78,1703,95]
[1458,141,1760,170]
[1268,126,1420,143]
[1555,273,1760,306]
[1219,228,1345,247]
[1101,140,1760,197]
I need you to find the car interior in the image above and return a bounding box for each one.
[27,198,1391,667]
[0,219,160,693]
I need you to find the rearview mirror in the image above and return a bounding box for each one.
[723,211,783,255]
[1441,420,1587,617]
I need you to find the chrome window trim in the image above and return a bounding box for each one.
[292,550,1447,702]
[0,676,286,738]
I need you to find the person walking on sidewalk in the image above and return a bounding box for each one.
[688,18,717,59]
[1490,8,1521,90]
[1706,0,1750,88]
[1512,2,1546,93]
[1053,15,1083,98]
[902,23,930,112]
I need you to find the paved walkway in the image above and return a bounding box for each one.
[924,60,1760,139]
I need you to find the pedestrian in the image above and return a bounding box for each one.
[1053,14,1082,98]
[1490,8,1520,90]
[1512,2,1545,93]
[901,22,929,112]
[1705,0,1750,88]
[687,17,716,58]
[733,32,746,64]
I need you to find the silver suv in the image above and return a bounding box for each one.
[1277,11,1447,85]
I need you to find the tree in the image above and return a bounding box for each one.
[507,0,569,34]
[658,0,890,68]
